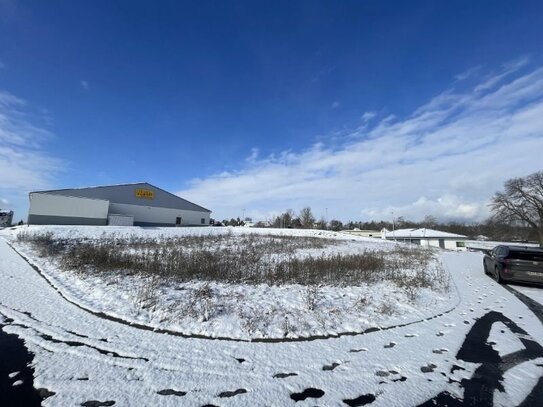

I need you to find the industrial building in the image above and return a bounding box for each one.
[381,228,467,251]
[28,183,211,227]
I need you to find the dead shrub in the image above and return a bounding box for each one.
[190,283,214,321]
[377,301,395,316]
[17,231,63,257]
[17,231,448,294]
[304,285,320,311]
[134,277,160,310]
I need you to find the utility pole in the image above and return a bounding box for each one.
[325,207,328,229]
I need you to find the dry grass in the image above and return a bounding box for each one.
[17,231,448,292]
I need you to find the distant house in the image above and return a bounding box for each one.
[342,229,381,238]
[0,209,14,227]
[381,228,467,251]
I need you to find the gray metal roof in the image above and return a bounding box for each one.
[31,182,211,213]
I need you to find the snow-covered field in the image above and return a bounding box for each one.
[2,226,453,340]
[1,233,542,406]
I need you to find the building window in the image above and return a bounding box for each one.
[175,217,182,225]
[456,241,466,247]
[201,218,205,224]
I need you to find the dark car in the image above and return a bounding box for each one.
[483,245,543,285]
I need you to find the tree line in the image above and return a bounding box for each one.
[216,171,543,245]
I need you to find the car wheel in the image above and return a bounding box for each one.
[494,267,502,284]
[483,261,488,275]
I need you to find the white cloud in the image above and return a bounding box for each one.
[81,80,89,90]
[363,194,489,223]
[473,56,529,93]
[244,148,261,165]
[178,61,543,223]
[331,101,340,109]
[0,90,24,106]
[0,90,63,217]
[361,111,376,122]
[454,65,481,82]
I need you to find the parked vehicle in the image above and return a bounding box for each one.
[483,245,543,285]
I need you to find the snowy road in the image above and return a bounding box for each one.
[1,238,543,406]
[507,285,543,309]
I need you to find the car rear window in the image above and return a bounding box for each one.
[508,250,543,262]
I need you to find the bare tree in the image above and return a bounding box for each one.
[291,217,302,228]
[314,217,326,230]
[282,209,295,228]
[272,209,296,228]
[329,219,344,231]
[299,207,315,229]
[422,215,437,229]
[490,171,543,246]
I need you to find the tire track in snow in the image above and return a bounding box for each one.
[503,285,543,325]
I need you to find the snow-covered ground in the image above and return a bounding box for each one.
[512,285,543,305]
[1,224,398,243]
[2,226,452,340]
[1,228,542,406]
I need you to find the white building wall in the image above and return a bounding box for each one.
[342,230,381,238]
[108,202,209,226]
[444,239,466,251]
[29,193,109,220]
[424,239,438,248]
[419,238,466,251]
[108,214,134,226]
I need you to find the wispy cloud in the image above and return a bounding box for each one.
[473,56,529,93]
[331,101,340,109]
[454,65,481,82]
[81,80,89,90]
[0,90,63,215]
[361,111,376,122]
[179,61,543,222]
[310,66,335,83]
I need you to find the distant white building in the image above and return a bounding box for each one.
[342,229,381,238]
[381,228,467,251]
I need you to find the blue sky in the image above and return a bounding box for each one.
[1,1,543,223]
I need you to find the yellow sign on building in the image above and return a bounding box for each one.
[135,188,155,199]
